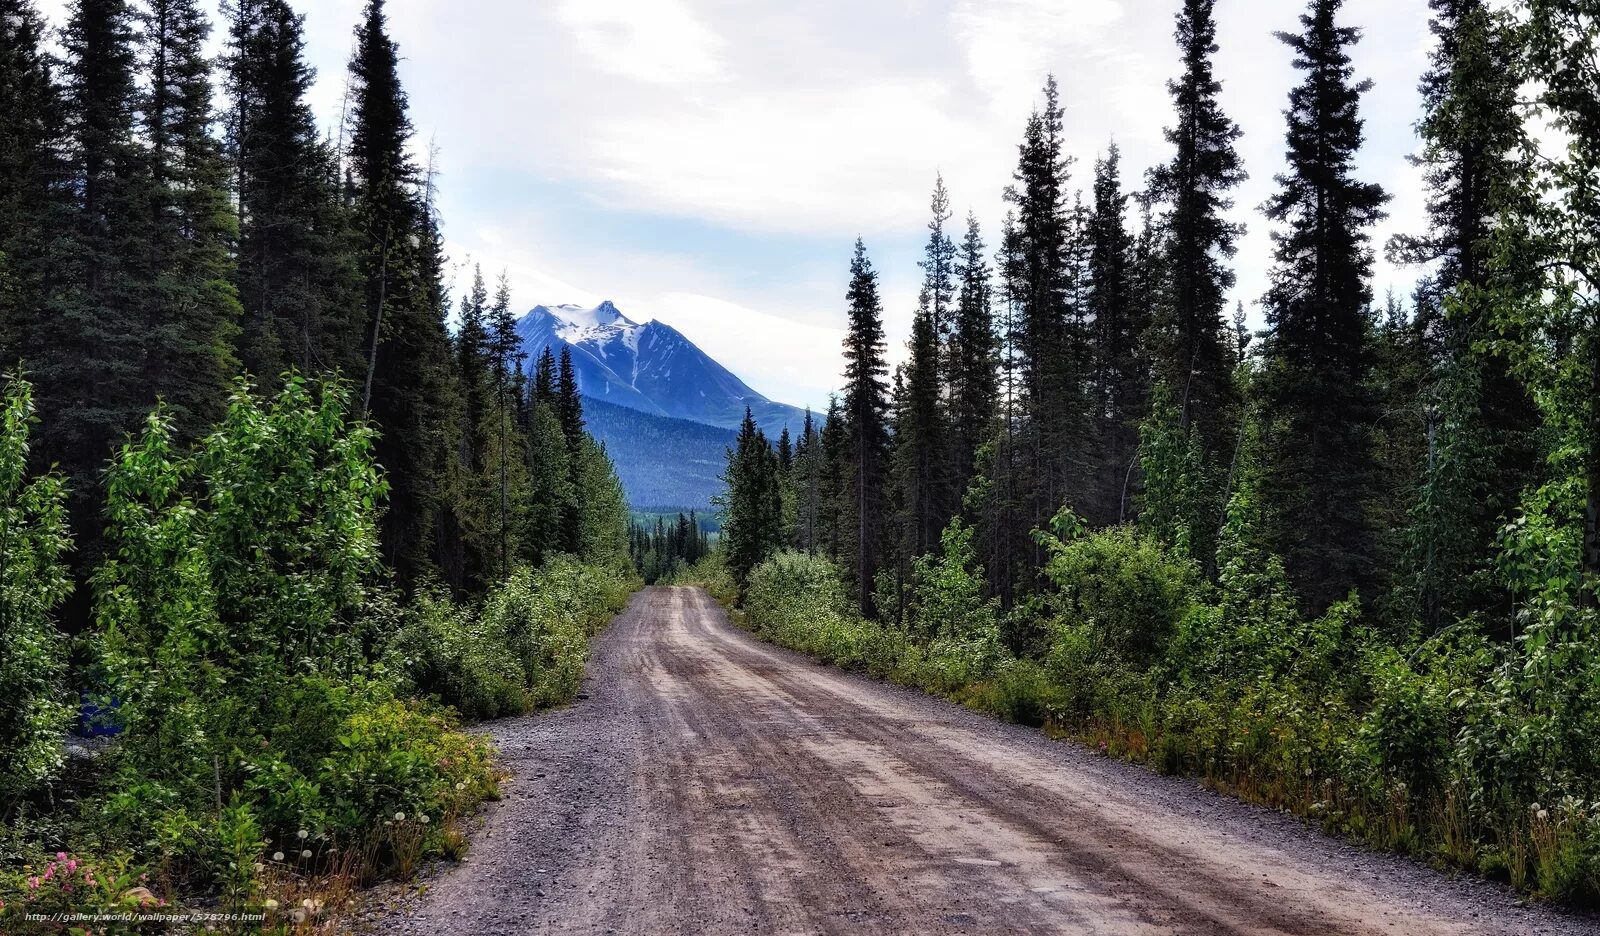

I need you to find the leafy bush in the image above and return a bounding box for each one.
[1036,512,1201,669]
[665,549,739,606]
[0,375,73,811]
[390,559,636,719]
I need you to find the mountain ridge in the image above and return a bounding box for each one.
[514,300,810,441]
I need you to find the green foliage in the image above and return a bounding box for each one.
[0,375,73,809]
[1137,382,1211,559]
[389,559,636,719]
[1036,510,1201,669]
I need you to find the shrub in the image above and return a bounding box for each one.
[1035,512,1201,669]
[0,375,73,811]
[390,558,635,718]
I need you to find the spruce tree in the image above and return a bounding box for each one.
[1390,0,1538,629]
[1086,144,1145,525]
[839,241,891,611]
[720,408,783,590]
[1145,0,1246,456]
[1002,77,1081,532]
[1260,0,1390,612]
[346,0,454,584]
[34,0,152,569]
[0,0,71,365]
[792,408,822,552]
[225,0,361,380]
[139,0,241,432]
[949,213,998,487]
[556,346,586,552]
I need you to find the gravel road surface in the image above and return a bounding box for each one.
[368,586,1598,935]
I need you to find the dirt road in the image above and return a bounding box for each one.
[370,586,1597,935]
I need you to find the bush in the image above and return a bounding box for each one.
[666,550,739,606]
[0,375,73,810]
[390,559,636,718]
[1036,514,1201,669]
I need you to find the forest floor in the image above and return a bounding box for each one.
[357,586,1599,935]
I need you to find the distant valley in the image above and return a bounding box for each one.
[514,301,813,508]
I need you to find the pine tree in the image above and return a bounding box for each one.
[1146,0,1246,456]
[556,346,586,552]
[139,0,241,432]
[33,0,153,570]
[0,0,72,366]
[1085,143,1145,525]
[839,241,891,611]
[949,213,998,488]
[720,408,783,590]
[225,0,361,380]
[792,408,822,552]
[1260,0,1390,612]
[1390,0,1538,629]
[346,0,452,584]
[1002,76,1082,534]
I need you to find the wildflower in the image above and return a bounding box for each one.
[1530,802,1542,813]
[301,850,312,859]
[456,782,467,791]
[272,851,285,862]
[27,877,40,891]
[1537,809,1550,821]
[419,815,430,824]
[394,811,406,821]
[65,859,78,874]
[297,829,309,840]
[253,863,264,873]
[56,852,67,861]
[263,898,279,911]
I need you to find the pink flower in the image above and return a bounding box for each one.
[42,865,54,881]
[27,877,40,891]
[56,852,67,862]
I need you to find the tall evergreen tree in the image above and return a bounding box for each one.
[839,240,891,612]
[720,408,783,590]
[897,176,959,558]
[949,212,998,487]
[792,408,823,552]
[1390,0,1538,629]
[1085,143,1145,525]
[346,0,452,584]
[33,0,153,574]
[556,346,585,552]
[1146,0,1246,456]
[1260,0,1390,612]
[1002,76,1082,534]
[139,0,241,432]
[0,0,71,366]
[225,0,361,380]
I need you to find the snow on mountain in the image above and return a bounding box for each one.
[515,300,810,441]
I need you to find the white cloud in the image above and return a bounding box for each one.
[952,0,1124,110]
[555,0,727,85]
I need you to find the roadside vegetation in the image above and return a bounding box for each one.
[711,0,1600,906]
[0,372,635,932]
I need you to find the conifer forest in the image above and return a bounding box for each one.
[4,0,1600,931]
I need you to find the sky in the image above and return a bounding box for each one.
[39,0,1438,412]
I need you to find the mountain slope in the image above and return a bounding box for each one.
[582,398,734,510]
[515,301,810,440]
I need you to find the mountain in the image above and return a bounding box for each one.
[515,301,810,441]
[582,398,735,511]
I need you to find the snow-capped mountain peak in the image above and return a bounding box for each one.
[533,300,638,342]
[513,300,808,439]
